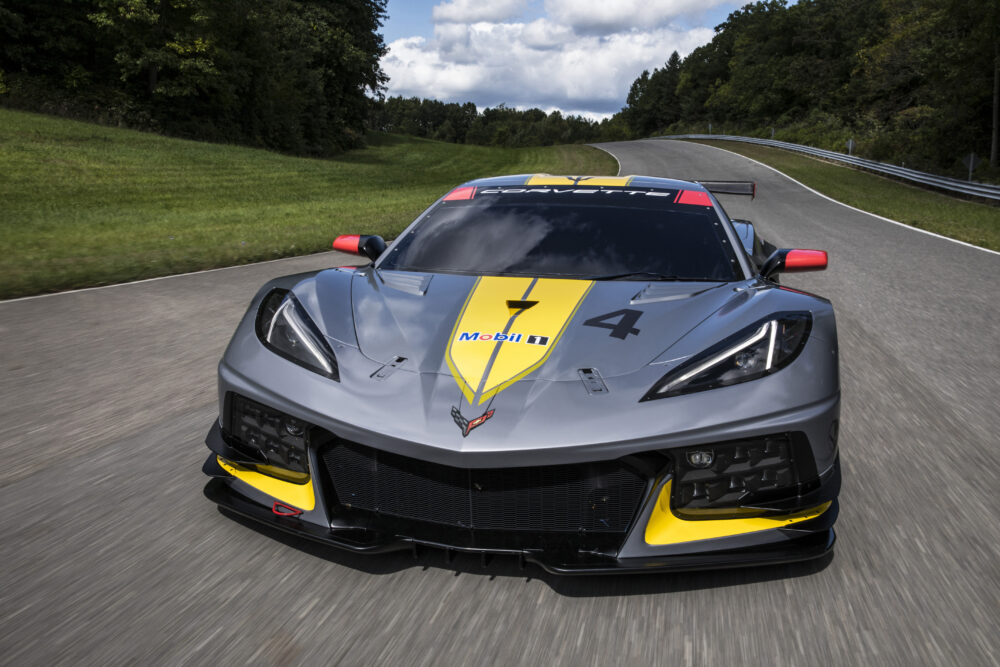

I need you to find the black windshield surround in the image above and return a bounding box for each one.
[378,187,742,282]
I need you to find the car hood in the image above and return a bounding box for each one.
[330,269,736,381]
[252,267,837,455]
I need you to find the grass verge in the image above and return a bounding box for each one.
[0,109,617,299]
[689,139,999,252]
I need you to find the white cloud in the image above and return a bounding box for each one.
[544,0,734,34]
[382,0,736,117]
[383,19,712,116]
[432,0,529,24]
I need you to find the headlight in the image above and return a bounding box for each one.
[670,432,818,518]
[227,393,311,479]
[255,289,339,380]
[641,312,810,401]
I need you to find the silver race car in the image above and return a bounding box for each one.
[203,174,840,574]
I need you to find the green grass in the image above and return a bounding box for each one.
[0,109,617,299]
[689,139,1000,252]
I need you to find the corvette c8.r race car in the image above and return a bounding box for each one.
[202,174,841,574]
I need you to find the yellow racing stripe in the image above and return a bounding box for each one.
[525,175,634,187]
[447,276,593,405]
[644,480,830,545]
[445,276,530,404]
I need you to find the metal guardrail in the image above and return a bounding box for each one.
[660,134,1000,202]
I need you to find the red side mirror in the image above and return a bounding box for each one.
[333,234,361,254]
[761,249,827,279]
[784,249,828,271]
[332,234,386,261]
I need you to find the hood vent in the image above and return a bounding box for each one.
[381,271,432,296]
[630,282,721,305]
[579,368,609,395]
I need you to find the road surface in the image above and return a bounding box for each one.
[1,139,997,665]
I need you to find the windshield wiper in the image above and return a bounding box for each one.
[587,272,725,282]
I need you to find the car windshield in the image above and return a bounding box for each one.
[377,187,741,281]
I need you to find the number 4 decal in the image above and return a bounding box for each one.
[583,309,642,339]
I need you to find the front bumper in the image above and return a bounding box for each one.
[203,420,839,575]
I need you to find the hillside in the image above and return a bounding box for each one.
[0,109,617,299]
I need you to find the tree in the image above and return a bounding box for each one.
[622,52,684,136]
[1,0,388,154]
[0,0,113,97]
[88,0,217,98]
[613,0,991,175]
[859,0,999,169]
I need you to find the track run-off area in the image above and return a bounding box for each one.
[1,139,997,665]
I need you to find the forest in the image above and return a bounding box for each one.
[370,97,624,147]
[1,0,997,176]
[0,0,388,154]
[620,0,1000,174]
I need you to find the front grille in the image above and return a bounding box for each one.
[322,441,647,533]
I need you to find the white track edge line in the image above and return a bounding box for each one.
[682,140,999,257]
[589,144,622,177]
[1,250,347,304]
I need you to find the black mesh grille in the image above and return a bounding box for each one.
[322,441,647,533]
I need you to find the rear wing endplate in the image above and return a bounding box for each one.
[696,181,756,199]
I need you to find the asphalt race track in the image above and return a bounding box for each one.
[2,139,998,665]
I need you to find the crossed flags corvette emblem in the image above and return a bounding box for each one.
[451,406,495,437]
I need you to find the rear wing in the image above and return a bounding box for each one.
[696,181,756,199]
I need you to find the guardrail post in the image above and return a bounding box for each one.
[962,152,980,181]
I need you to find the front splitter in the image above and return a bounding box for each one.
[204,477,835,575]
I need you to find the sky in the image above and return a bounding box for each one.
[379,0,747,120]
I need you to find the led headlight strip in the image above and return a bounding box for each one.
[269,300,334,375]
[660,322,771,394]
[641,312,811,401]
[255,289,340,380]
